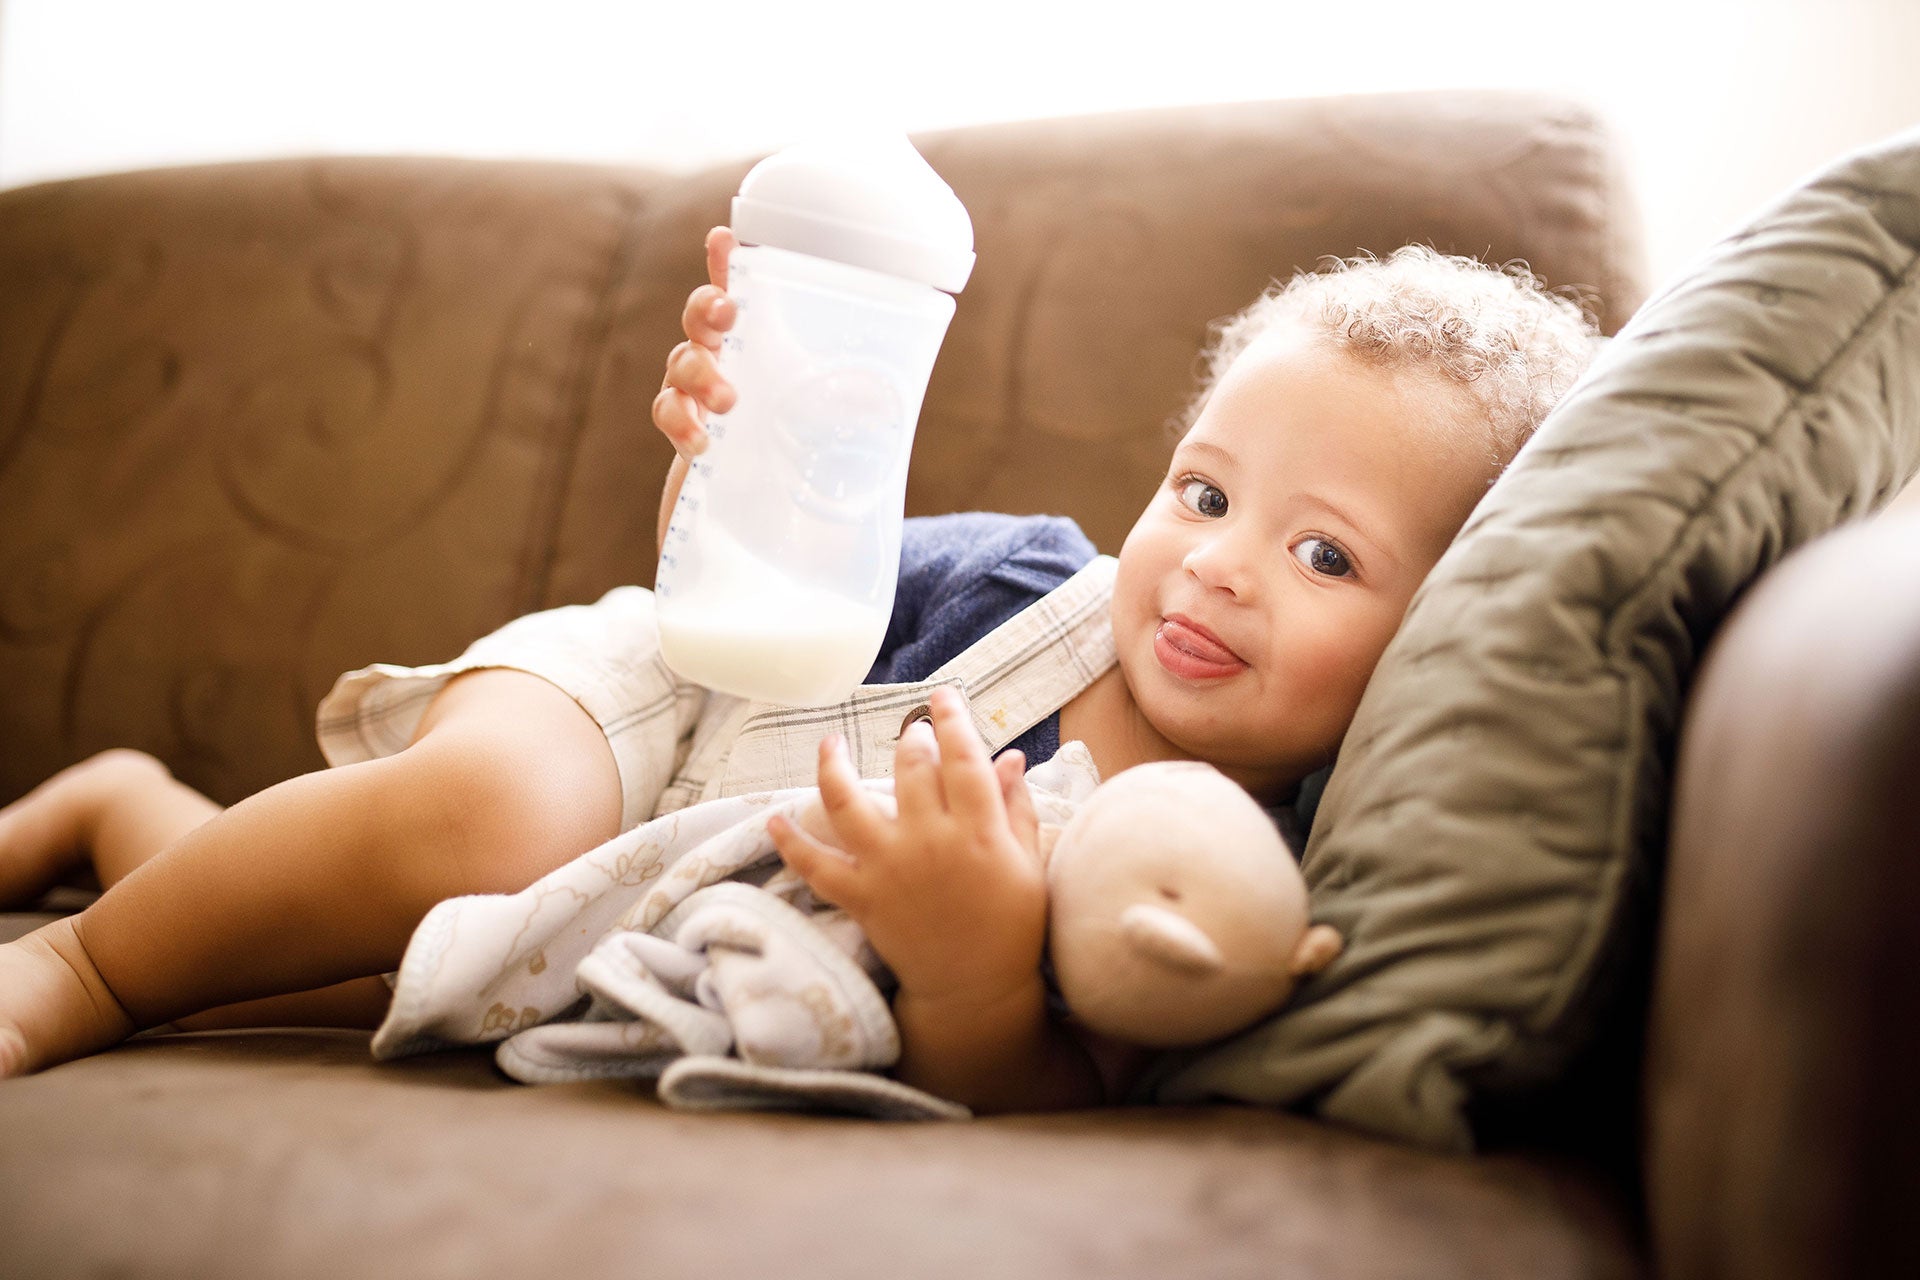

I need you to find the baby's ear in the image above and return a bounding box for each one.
[1288,924,1344,977]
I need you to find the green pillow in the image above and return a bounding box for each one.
[1145,124,1920,1150]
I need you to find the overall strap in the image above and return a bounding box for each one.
[926,553,1117,753]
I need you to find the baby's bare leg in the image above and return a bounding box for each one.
[0,669,621,1076]
[2,752,393,1028]
[0,750,205,905]
[0,748,393,1031]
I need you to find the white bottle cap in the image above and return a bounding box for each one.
[731,134,975,293]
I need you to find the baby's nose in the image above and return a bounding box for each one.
[1182,531,1255,596]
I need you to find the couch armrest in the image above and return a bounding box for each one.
[1646,511,1920,1279]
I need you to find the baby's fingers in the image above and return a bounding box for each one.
[681,284,736,351]
[651,385,708,457]
[995,750,1040,856]
[892,720,946,824]
[768,814,862,911]
[663,340,735,415]
[927,687,1000,826]
[706,225,735,291]
[815,735,896,854]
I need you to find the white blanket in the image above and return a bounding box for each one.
[370,744,1102,1120]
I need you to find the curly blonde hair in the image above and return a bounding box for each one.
[1175,245,1603,467]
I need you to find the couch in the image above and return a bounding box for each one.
[3,90,1909,1279]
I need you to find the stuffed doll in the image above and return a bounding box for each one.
[1040,760,1343,1048]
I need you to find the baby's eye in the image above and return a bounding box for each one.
[1177,479,1228,519]
[1292,537,1354,578]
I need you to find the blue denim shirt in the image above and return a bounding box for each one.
[864,511,1098,768]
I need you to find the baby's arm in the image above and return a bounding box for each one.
[651,227,738,557]
[768,688,1104,1114]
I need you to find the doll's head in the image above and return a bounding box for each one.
[1042,760,1342,1048]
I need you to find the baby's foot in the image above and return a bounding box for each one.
[0,749,170,907]
[0,918,135,1078]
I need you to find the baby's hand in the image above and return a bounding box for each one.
[650,225,738,458]
[767,687,1047,1008]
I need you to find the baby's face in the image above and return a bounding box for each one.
[1112,321,1494,800]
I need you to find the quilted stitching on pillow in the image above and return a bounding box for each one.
[1146,125,1920,1151]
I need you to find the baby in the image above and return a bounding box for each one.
[0,227,1599,1114]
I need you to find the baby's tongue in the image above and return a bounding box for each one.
[1163,619,1240,665]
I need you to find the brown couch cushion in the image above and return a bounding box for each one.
[1146,125,1920,1151]
[0,985,1641,1280]
[0,157,661,803]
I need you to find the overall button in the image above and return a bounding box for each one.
[898,704,934,736]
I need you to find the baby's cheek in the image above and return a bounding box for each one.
[1282,617,1384,717]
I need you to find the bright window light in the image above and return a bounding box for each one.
[2,0,1917,281]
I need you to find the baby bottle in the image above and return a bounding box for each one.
[654,134,975,706]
